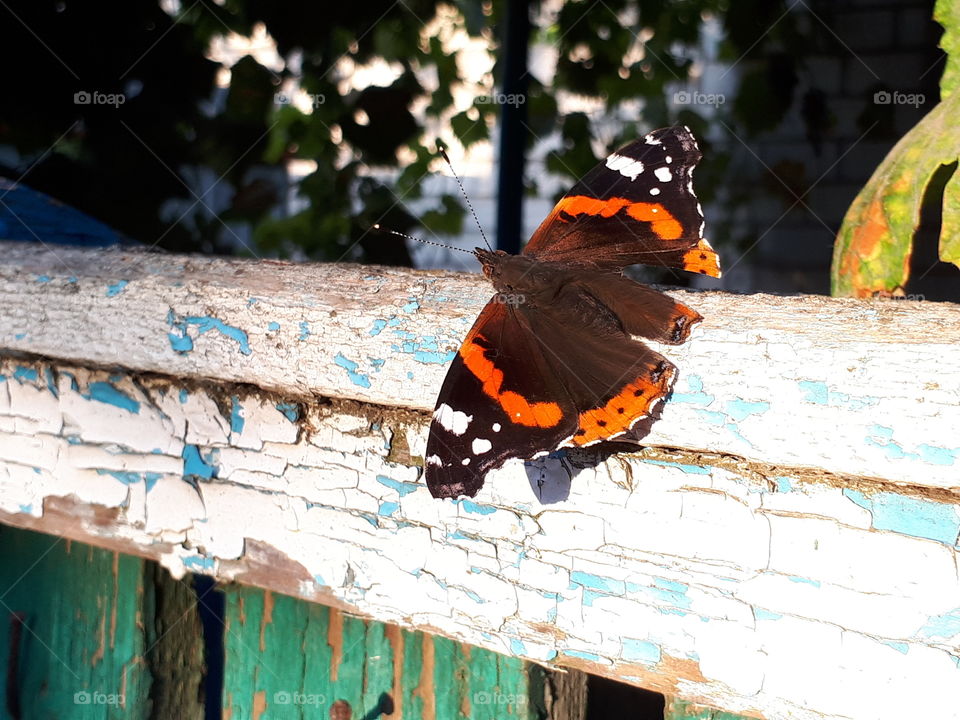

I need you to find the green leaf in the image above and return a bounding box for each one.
[831,92,960,296]
[935,0,960,98]
[450,109,489,149]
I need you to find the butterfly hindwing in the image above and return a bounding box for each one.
[524,126,720,277]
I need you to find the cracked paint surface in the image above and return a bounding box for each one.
[0,357,959,720]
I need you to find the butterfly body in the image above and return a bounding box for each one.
[425,126,721,499]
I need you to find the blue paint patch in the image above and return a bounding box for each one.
[883,641,909,654]
[402,300,420,313]
[368,357,385,372]
[917,444,960,466]
[571,571,625,595]
[462,589,484,603]
[44,368,58,398]
[369,319,388,336]
[773,476,794,493]
[670,374,714,405]
[654,577,688,594]
[179,389,189,403]
[844,489,960,545]
[376,475,420,497]
[798,380,879,411]
[314,574,327,587]
[754,608,783,621]
[917,608,960,639]
[621,638,661,664]
[167,312,251,355]
[786,575,821,588]
[378,501,400,517]
[168,332,194,353]
[86,382,140,413]
[509,638,527,655]
[19,504,33,514]
[299,321,311,341]
[564,649,601,662]
[358,512,379,528]
[407,371,414,380]
[35,274,51,283]
[582,589,606,607]
[275,402,299,422]
[183,555,216,571]
[144,472,161,492]
[642,459,710,475]
[333,353,372,388]
[182,445,216,479]
[267,321,280,331]
[695,409,726,425]
[725,399,770,422]
[105,280,128,297]
[13,366,38,383]
[230,396,245,434]
[799,380,829,405]
[459,499,496,515]
[13,333,25,340]
[96,469,143,485]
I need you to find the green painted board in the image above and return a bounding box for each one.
[0,526,150,720]
[665,697,757,720]
[221,585,543,719]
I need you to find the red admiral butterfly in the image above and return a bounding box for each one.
[425,126,721,498]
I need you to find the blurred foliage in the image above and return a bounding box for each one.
[831,0,959,297]
[0,0,870,265]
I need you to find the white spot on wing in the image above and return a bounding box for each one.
[492,423,501,432]
[434,403,472,436]
[665,155,672,163]
[645,134,661,145]
[461,458,471,466]
[426,454,443,467]
[472,438,492,454]
[649,187,661,196]
[605,153,644,180]
[654,167,672,182]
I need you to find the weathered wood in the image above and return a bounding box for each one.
[0,525,151,719]
[1,241,958,489]
[221,586,541,719]
[1,243,959,720]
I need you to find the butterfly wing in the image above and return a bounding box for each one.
[425,298,579,498]
[524,126,720,277]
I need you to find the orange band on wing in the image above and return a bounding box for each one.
[571,370,673,446]
[460,335,563,428]
[555,196,683,241]
[682,239,722,277]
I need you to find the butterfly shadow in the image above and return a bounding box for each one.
[523,410,662,505]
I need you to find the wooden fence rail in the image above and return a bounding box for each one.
[1,241,959,719]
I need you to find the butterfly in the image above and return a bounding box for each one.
[424,126,721,499]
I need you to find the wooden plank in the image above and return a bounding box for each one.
[221,586,542,719]
[0,525,151,719]
[1,241,958,489]
[0,357,957,719]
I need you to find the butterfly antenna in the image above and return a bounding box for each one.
[437,142,492,251]
[372,225,475,255]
